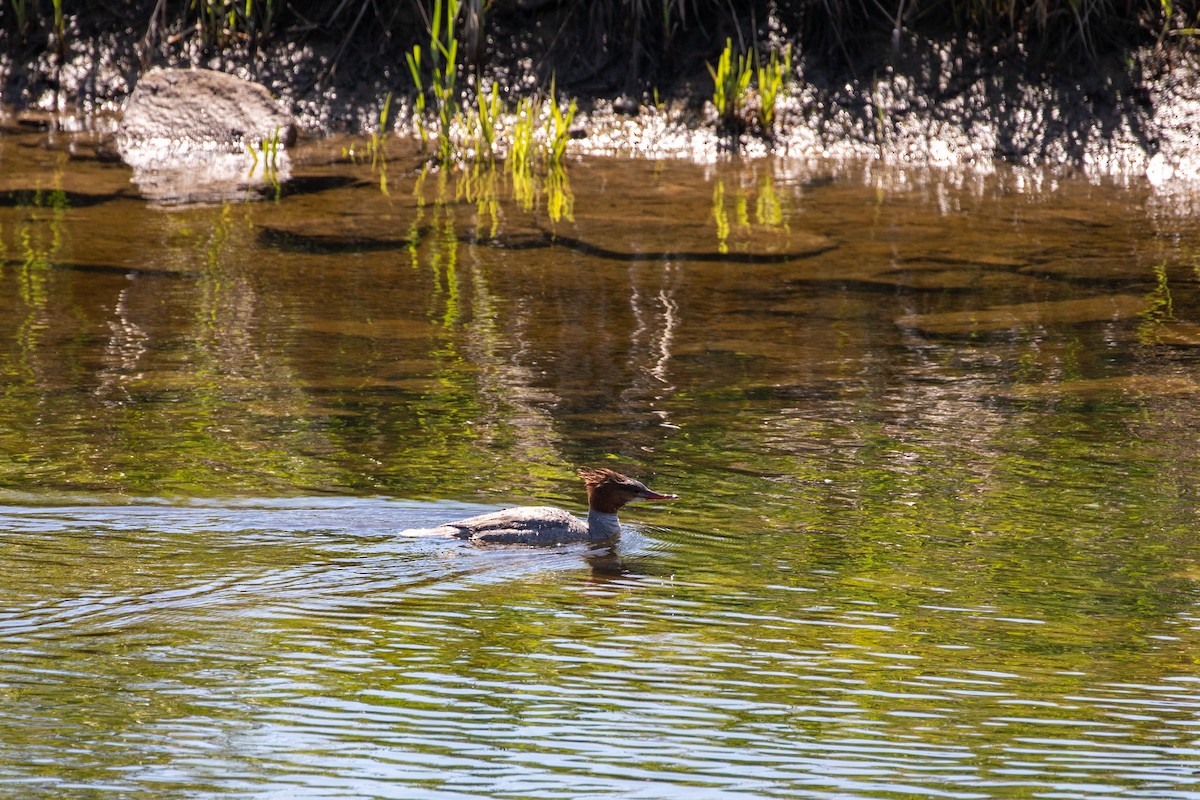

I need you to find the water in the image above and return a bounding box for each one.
[3,119,1200,799]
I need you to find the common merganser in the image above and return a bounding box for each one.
[411,467,678,545]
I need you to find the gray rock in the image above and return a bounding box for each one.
[116,68,295,205]
[118,67,295,154]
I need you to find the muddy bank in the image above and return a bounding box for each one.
[1,6,1199,182]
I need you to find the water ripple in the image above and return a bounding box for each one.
[3,498,1200,799]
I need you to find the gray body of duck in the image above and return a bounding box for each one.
[410,468,678,545]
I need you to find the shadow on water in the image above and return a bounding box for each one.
[0,188,124,207]
[258,225,422,253]
[4,122,1200,798]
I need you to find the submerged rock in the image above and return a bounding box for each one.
[1142,321,1200,346]
[897,294,1151,335]
[1011,374,1200,399]
[116,68,295,205]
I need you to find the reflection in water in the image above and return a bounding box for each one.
[711,169,791,255]
[712,177,730,253]
[8,184,68,388]
[3,125,1200,798]
[623,260,681,429]
[95,286,148,403]
[447,157,575,224]
[755,171,786,227]
[1137,260,1175,344]
[543,162,574,223]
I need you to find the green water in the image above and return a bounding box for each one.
[3,121,1200,799]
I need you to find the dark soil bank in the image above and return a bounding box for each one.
[2,0,1199,179]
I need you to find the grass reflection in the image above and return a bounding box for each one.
[388,161,577,493]
[410,159,577,225]
[457,162,500,237]
[711,170,789,254]
[1137,260,1174,344]
[359,120,575,228]
[7,185,68,387]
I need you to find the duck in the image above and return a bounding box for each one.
[409,467,678,545]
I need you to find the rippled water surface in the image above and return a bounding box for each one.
[4,120,1200,799]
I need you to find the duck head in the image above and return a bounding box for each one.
[578,467,679,514]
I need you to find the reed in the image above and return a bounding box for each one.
[246,125,282,189]
[245,0,277,53]
[545,78,577,167]
[190,0,224,47]
[431,0,461,162]
[404,0,463,163]
[709,38,791,141]
[50,0,64,57]
[755,44,791,133]
[262,126,282,171]
[400,1,578,171]
[367,90,393,166]
[9,0,32,38]
[1160,0,1200,37]
[370,92,394,191]
[707,38,752,131]
[473,83,502,161]
[508,94,539,176]
[183,0,278,48]
[404,46,430,152]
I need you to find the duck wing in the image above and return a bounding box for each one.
[409,506,589,544]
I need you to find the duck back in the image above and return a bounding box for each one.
[421,506,589,544]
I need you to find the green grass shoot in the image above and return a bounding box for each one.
[755,44,791,132]
[546,77,577,166]
[707,38,752,130]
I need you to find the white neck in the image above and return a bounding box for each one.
[587,509,621,540]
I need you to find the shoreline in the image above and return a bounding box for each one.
[2,18,1199,184]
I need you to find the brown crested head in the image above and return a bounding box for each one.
[577,467,679,514]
